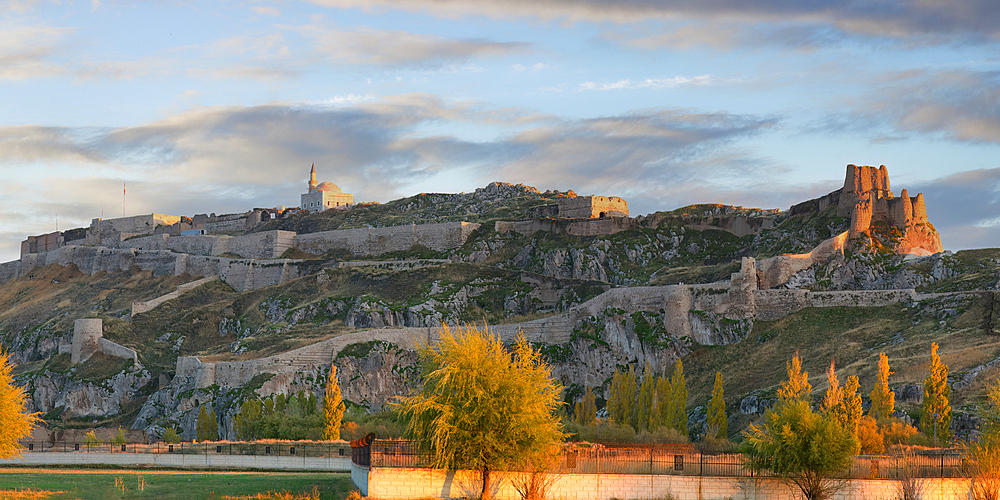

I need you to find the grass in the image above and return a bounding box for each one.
[0,469,356,500]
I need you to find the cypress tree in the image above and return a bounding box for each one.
[707,371,727,440]
[655,375,672,429]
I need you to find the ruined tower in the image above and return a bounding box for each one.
[838,164,942,255]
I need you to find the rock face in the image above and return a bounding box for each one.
[837,164,942,255]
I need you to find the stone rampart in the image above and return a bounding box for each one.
[97,338,139,365]
[132,276,219,316]
[166,235,231,256]
[557,195,629,219]
[753,289,917,321]
[121,234,169,252]
[0,260,19,286]
[204,214,248,234]
[71,319,103,364]
[496,218,634,237]
[294,222,479,256]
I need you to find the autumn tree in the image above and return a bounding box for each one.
[323,364,346,440]
[869,352,895,422]
[608,366,637,428]
[821,360,862,455]
[574,386,596,426]
[196,405,219,441]
[234,399,263,441]
[395,324,564,500]
[0,351,38,458]
[636,362,656,432]
[778,351,812,403]
[742,354,858,500]
[707,371,727,440]
[920,342,952,446]
[666,359,688,437]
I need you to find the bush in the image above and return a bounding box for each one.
[162,428,181,444]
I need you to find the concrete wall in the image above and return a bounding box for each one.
[362,468,973,500]
[294,221,480,256]
[0,451,350,471]
[352,463,370,496]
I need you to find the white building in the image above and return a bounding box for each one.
[300,164,354,212]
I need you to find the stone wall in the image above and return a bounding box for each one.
[205,215,248,234]
[0,260,19,285]
[71,319,103,364]
[557,195,629,219]
[97,338,139,365]
[294,222,480,256]
[362,468,972,500]
[496,218,635,237]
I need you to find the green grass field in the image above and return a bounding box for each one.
[0,469,357,500]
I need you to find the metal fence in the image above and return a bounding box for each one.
[364,440,966,479]
[19,441,352,459]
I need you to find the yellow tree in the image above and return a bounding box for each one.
[778,351,812,403]
[574,386,596,426]
[395,324,564,500]
[869,352,895,422]
[921,342,951,445]
[323,364,346,440]
[707,371,727,440]
[668,359,688,436]
[0,351,39,458]
[822,360,862,454]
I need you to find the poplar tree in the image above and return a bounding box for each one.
[668,359,688,436]
[921,342,952,446]
[778,351,811,403]
[655,375,672,429]
[0,351,38,458]
[197,405,212,441]
[869,352,895,422]
[608,366,637,428]
[574,386,596,426]
[707,371,727,440]
[323,364,346,441]
[636,363,656,432]
[822,360,862,451]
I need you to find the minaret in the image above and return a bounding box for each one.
[308,163,318,193]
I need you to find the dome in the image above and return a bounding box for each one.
[315,181,342,193]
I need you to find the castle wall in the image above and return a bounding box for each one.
[97,338,139,365]
[71,319,103,364]
[121,234,169,252]
[0,260,19,286]
[167,235,232,257]
[557,196,629,219]
[204,215,248,234]
[753,289,916,321]
[294,222,479,256]
[496,218,634,237]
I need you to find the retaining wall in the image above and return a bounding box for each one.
[361,468,973,500]
[0,452,350,471]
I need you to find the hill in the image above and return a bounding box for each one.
[2,174,998,444]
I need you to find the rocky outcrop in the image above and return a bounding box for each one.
[27,366,153,419]
[837,164,942,255]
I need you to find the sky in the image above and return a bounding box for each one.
[1,0,999,263]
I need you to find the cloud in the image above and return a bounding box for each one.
[578,75,716,91]
[908,168,1000,251]
[251,6,281,16]
[289,25,530,67]
[0,96,784,262]
[309,0,1000,44]
[0,24,73,81]
[835,70,1000,144]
